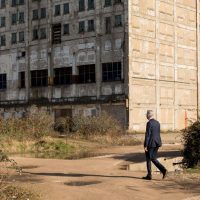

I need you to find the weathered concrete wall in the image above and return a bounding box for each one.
[0,0,127,100]
[128,0,199,131]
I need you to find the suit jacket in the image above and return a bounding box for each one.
[144,118,162,148]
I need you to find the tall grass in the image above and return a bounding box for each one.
[0,106,54,142]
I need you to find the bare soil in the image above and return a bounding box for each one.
[10,141,200,200]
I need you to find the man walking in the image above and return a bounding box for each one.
[143,110,167,180]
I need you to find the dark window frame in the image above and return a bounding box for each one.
[31,69,48,87]
[55,4,61,16]
[54,67,72,85]
[0,35,6,46]
[0,73,6,89]
[40,28,47,39]
[0,0,6,9]
[11,13,17,25]
[63,3,69,14]
[79,0,85,12]
[0,16,6,27]
[32,29,38,40]
[115,14,122,27]
[40,7,46,19]
[88,19,95,32]
[102,62,122,82]
[19,71,25,88]
[105,16,111,34]
[19,31,25,42]
[11,32,17,44]
[63,23,69,35]
[32,9,39,20]
[79,21,85,33]
[78,64,96,84]
[104,0,111,7]
[88,0,94,10]
[19,12,24,23]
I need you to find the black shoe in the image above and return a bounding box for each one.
[142,176,152,180]
[162,170,168,179]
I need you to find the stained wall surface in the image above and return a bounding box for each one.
[128,0,199,131]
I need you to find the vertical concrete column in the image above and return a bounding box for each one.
[197,0,200,119]
[173,0,177,131]
[155,0,160,120]
[47,0,53,99]
[25,0,30,102]
[95,1,101,99]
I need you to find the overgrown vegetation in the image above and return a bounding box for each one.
[0,186,40,200]
[0,106,139,157]
[182,120,200,168]
[0,106,54,142]
[0,151,37,200]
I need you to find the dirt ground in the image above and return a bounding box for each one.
[11,136,200,200]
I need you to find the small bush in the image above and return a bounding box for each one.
[182,120,200,168]
[71,112,123,137]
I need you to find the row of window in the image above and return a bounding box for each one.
[0,0,24,8]
[0,14,122,46]
[0,62,122,89]
[0,31,25,46]
[0,0,122,10]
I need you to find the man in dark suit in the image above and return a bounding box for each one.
[143,110,167,180]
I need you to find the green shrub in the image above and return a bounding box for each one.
[182,120,200,168]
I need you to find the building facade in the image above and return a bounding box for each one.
[128,0,200,131]
[0,0,199,131]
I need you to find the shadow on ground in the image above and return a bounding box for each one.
[23,171,144,180]
[111,150,182,163]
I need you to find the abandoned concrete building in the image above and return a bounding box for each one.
[0,0,199,131]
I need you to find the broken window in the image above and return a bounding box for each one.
[0,35,6,46]
[78,64,95,83]
[102,62,122,82]
[63,3,69,14]
[41,8,46,19]
[11,13,17,25]
[55,4,61,16]
[19,31,24,42]
[0,16,6,27]
[11,32,17,44]
[52,23,61,44]
[19,12,24,23]
[40,28,46,39]
[32,29,38,40]
[105,17,111,33]
[19,71,25,88]
[0,0,6,8]
[18,0,24,5]
[105,0,111,7]
[88,19,94,32]
[54,67,72,85]
[31,69,48,87]
[88,0,94,10]
[63,24,69,35]
[79,21,85,33]
[32,9,39,20]
[115,15,122,27]
[79,0,85,12]
[114,0,121,4]
[0,74,6,89]
[11,0,17,6]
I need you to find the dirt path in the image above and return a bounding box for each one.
[11,144,200,200]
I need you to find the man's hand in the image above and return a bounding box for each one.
[144,147,148,152]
